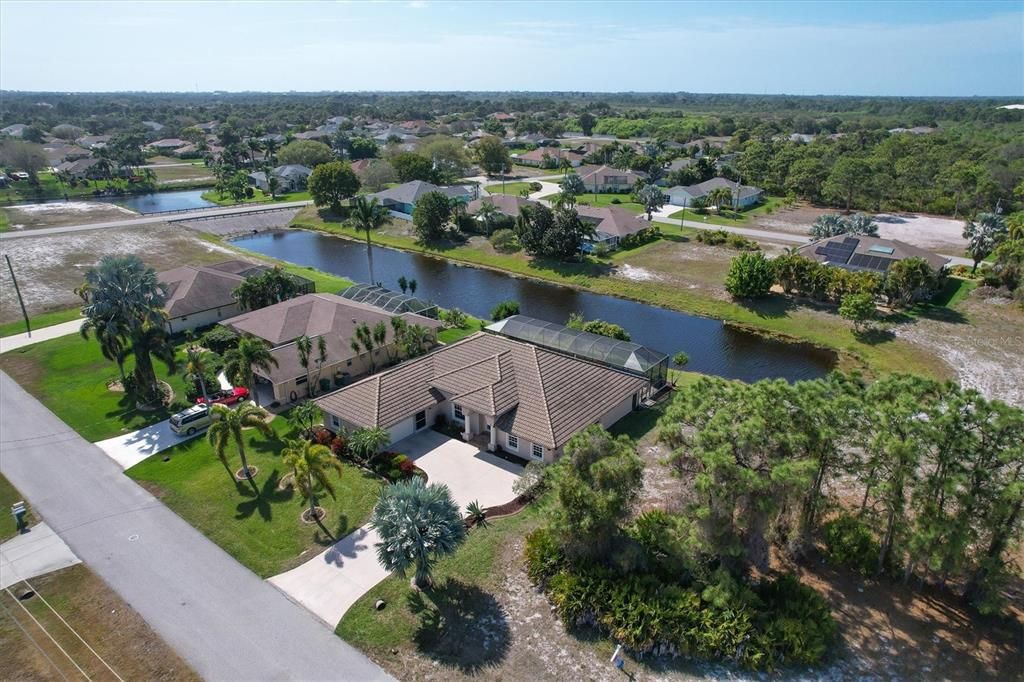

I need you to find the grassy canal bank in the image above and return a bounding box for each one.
[287,207,954,380]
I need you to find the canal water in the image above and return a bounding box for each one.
[107,189,215,213]
[231,230,835,383]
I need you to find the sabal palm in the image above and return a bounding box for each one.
[963,213,1007,272]
[296,335,328,396]
[207,402,273,491]
[185,346,212,405]
[370,478,466,589]
[282,439,343,540]
[224,336,279,405]
[350,195,389,283]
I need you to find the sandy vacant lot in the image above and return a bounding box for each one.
[0,223,245,323]
[2,201,137,230]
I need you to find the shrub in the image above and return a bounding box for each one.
[512,460,549,500]
[610,197,622,204]
[185,366,220,403]
[490,299,520,321]
[591,242,611,258]
[672,351,689,367]
[822,514,880,575]
[386,454,417,480]
[726,234,760,251]
[441,307,469,329]
[524,528,564,583]
[695,229,729,245]
[725,252,775,298]
[489,228,519,253]
[330,435,347,457]
[465,500,487,527]
[756,574,837,666]
[312,428,333,446]
[618,225,660,250]
[201,326,239,354]
[528,182,542,192]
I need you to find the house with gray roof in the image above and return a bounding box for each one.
[248,164,312,193]
[315,329,651,461]
[796,235,949,276]
[665,177,763,209]
[1,124,28,138]
[368,180,476,219]
[220,293,442,404]
[577,205,652,251]
[55,157,105,180]
[575,164,648,193]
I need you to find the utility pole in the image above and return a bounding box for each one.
[5,254,31,337]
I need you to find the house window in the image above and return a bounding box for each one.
[330,415,341,429]
[506,434,518,451]
[296,376,308,385]
[453,403,464,421]
[346,359,352,367]
[531,443,543,460]
[415,410,427,430]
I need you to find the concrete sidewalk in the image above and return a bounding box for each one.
[0,318,83,353]
[1,522,82,589]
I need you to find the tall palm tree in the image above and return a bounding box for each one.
[263,137,279,165]
[224,336,279,405]
[350,195,389,283]
[207,402,273,493]
[78,255,171,402]
[185,346,212,405]
[708,187,733,214]
[475,201,500,236]
[282,439,344,540]
[402,324,432,358]
[246,138,263,167]
[350,322,376,374]
[296,335,328,396]
[370,479,466,589]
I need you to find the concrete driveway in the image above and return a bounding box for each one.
[0,318,84,353]
[268,431,521,626]
[1,522,81,589]
[95,420,201,470]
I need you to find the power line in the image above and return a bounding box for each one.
[0,594,71,682]
[4,585,92,680]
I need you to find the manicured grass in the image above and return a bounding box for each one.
[0,307,81,338]
[576,193,645,214]
[608,369,703,444]
[285,263,352,294]
[336,502,544,649]
[200,189,312,206]
[0,472,35,541]
[669,195,788,227]
[0,209,9,232]
[290,208,950,379]
[437,316,486,344]
[484,182,534,196]
[127,416,383,577]
[152,164,215,184]
[930,276,978,308]
[0,334,193,442]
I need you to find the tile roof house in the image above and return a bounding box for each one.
[75,135,111,149]
[577,205,652,251]
[315,331,649,461]
[221,293,442,404]
[147,138,188,150]
[54,157,105,179]
[157,260,312,335]
[797,235,950,275]
[1,124,28,137]
[368,180,476,219]
[575,164,648,193]
[467,194,537,218]
[512,147,585,169]
[248,164,312,193]
[665,177,763,209]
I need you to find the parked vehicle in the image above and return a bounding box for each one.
[195,387,250,406]
[170,404,212,436]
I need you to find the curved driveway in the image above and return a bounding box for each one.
[0,371,390,681]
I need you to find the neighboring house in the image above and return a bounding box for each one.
[491,112,516,122]
[467,194,536,219]
[293,129,332,140]
[888,126,936,135]
[577,205,652,252]
[665,177,763,209]
[75,135,111,149]
[575,165,648,193]
[141,120,165,132]
[195,121,219,133]
[666,157,696,172]
[44,143,91,166]
[368,180,475,220]
[147,138,188,151]
[55,157,105,180]
[512,147,585,169]
[248,164,312,193]
[788,133,816,144]
[796,235,950,277]
[220,293,442,404]
[158,260,314,335]
[315,321,666,460]
[1,124,28,137]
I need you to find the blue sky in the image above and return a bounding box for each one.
[1,1,1021,96]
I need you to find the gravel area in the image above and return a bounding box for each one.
[177,208,302,237]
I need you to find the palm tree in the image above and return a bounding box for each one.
[370,478,466,589]
[349,426,391,464]
[287,400,321,439]
[559,156,572,177]
[246,138,263,167]
[708,187,733,214]
[475,201,500,235]
[263,138,279,165]
[350,195,389,283]
[224,336,279,405]
[207,402,273,493]
[963,213,1008,273]
[296,335,328,396]
[282,439,344,540]
[78,255,172,402]
[350,322,376,374]
[185,346,212,405]
[402,324,432,358]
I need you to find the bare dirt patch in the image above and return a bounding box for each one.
[0,223,246,324]
[614,239,737,299]
[2,201,136,230]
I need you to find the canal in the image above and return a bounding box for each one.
[231,230,836,383]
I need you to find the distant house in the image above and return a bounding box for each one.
[666,157,696,172]
[55,157,105,180]
[75,135,111,149]
[147,138,188,151]
[1,124,28,138]
[248,164,312,193]
[157,260,314,335]
[293,129,332,140]
[512,147,585,169]
[220,293,442,404]
[575,165,648,193]
[578,205,652,252]
[367,180,476,220]
[194,121,219,133]
[467,194,536,219]
[665,177,763,209]
[796,235,950,278]
[141,121,165,132]
[43,142,91,166]
[491,112,516,122]
[888,126,936,135]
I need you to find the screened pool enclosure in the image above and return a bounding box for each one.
[486,315,669,388]
[338,283,439,318]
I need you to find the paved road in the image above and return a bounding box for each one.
[0,200,313,240]
[0,371,390,681]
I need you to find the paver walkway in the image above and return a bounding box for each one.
[0,522,81,589]
[0,318,83,353]
[269,430,522,627]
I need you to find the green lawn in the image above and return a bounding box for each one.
[0,308,81,338]
[127,416,383,577]
[0,209,9,232]
[0,334,193,442]
[0,472,35,541]
[608,369,702,444]
[200,189,312,206]
[669,195,787,227]
[576,193,645,214]
[336,501,545,652]
[437,315,486,344]
[484,182,535,196]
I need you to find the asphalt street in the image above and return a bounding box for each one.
[0,371,390,681]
